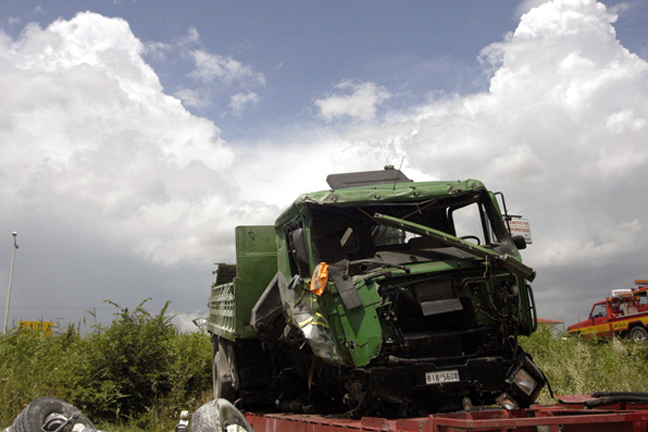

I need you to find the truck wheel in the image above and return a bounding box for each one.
[630,326,648,343]
[191,400,221,432]
[10,397,96,432]
[213,340,237,401]
[191,399,253,432]
[216,399,253,432]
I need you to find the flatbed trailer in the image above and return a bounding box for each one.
[242,395,648,432]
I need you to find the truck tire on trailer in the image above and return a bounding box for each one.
[191,399,253,432]
[191,399,221,432]
[9,397,96,432]
[630,326,648,343]
[216,399,253,432]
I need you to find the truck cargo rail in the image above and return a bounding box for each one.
[243,395,648,432]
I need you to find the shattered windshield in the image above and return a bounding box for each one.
[309,191,513,264]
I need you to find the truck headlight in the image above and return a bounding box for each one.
[513,368,537,396]
[504,355,547,406]
[496,393,518,410]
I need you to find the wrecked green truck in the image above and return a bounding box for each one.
[206,168,546,416]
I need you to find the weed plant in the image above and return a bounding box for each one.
[5,308,648,431]
[0,299,211,431]
[520,326,648,403]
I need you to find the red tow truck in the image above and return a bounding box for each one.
[567,280,648,342]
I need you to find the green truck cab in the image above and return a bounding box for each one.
[207,168,546,416]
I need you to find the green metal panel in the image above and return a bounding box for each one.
[208,225,277,341]
[328,278,384,366]
[274,226,291,281]
[233,225,278,338]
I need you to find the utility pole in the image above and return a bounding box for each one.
[3,232,18,335]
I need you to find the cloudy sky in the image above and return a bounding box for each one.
[0,0,647,331]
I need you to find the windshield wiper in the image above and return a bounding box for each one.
[357,256,411,273]
[373,213,536,282]
[333,256,411,275]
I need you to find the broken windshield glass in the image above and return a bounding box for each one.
[308,190,516,266]
[372,213,536,281]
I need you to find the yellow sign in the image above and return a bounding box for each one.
[613,321,629,331]
[594,323,610,334]
[18,321,54,336]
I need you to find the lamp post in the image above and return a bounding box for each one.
[3,232,18,335]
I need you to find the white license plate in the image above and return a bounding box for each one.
[425,370,460,384]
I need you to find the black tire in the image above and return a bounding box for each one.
[190,399,253,432]
[630,326,648,343]
[216,399,253,432]
[10,397,96,432]
[191,400,221,432]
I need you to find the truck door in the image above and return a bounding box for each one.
[589,302,612,338]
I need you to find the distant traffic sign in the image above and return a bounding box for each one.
[18,321,54,336]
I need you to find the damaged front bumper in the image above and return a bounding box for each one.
[343,351,546,413]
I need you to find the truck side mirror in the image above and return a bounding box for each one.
[512,235,527,250]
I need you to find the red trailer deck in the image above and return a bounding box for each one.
[244,395,648,432]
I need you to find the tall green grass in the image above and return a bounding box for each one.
[3,308,648,431]
[0,300,212,431]
[520,326,648,403]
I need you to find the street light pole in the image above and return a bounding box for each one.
[3,232,18,335]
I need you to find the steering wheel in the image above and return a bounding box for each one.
[460,235,481,245]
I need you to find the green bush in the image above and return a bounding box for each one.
[71,299,178,420]
[0,299,212,430]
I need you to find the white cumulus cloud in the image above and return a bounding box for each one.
[189,49,266,87]
[315,80,391,122]
[2,0,648,327]
[0,11,240,268]
[229,92,260,116]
